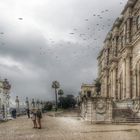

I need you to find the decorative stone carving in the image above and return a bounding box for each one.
[96,99,107,114]
[132,100,140,113]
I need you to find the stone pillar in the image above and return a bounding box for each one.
[111,71,113,98]
[112,69,116,100]
[86,99,92,121]
[91,100,96,123]
[15,96,20,115]
[126,18,131,43]
[104,77,106,97]
[123,61,126,99]
[104,76,108,97]
[133,69,137,98]
[109,76,111,98]
[138,63,140,98]
[137,64,140,97]
[126,57,131,99]
[107,98,112,122]
[118,78,121,100]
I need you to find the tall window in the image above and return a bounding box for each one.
[137,16,140,29]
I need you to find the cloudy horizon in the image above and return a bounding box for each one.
[0,0,127,103]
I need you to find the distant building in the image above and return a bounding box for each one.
[81,84,96,98]
[0,79,11,120]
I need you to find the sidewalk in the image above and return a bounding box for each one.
[0,113,140,140]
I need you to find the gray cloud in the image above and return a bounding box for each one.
[0,0,127,103]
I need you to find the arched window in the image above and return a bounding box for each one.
[137,16,140,29]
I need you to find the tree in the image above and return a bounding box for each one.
[58,89,64,96]
[59,95,76,109]
[58,89,64,108]
[43,101,53,111]
[94,78,101,95]
[52,81,60,111]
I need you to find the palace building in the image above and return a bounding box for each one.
[98,0,140,100]
[80,0,140,123]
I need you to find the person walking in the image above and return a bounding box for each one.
[31,109,37,128]
[36,109,42,129]
[26,108,30,118]
[12,109,16,119]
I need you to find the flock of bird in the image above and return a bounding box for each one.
[0,0,126,64]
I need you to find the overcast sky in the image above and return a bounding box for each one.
[0,0,127,103]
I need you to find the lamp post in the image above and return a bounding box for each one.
[40,101,43,112]
[31,98,35,109]
[25,97,29,109]
[15,96,20,116]
[25,97,30,118]
[36,100,40,109]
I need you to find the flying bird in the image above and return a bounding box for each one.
[18,18,23,20]
[70,33,74,35]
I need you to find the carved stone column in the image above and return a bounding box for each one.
[104,69,109,98]
[137,64,140,97]
[118,78,121,100]
[111,71,113,98]
[107,98,112,122]
[123,60,126,99]
[112,69,117,100]
[104,76,107,97]
[126,57,131,99]
[91,100,96,123]
[133,69,137,99]
[126,18,131,43]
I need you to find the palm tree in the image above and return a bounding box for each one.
[52,81,60,111]
[58,89,64,96]
[58,89,64,108]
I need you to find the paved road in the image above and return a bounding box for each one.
[0,112,140,140]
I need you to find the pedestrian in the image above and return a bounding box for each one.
[31,109,37,128]
[26,108,30,118]
[11,109,14,118]
[12,109,16,119]
[36,109,42,129]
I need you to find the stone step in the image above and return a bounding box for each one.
[126,117,140,122]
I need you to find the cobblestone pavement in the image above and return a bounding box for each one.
[0,112,140,140]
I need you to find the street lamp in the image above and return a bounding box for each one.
[36,100,40,109]
[15,96,20,116]
[31,98,35,109]
[25,97,29,109]
[40,101,43,112]
[25,97,30,118]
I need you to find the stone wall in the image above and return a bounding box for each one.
[80,97,112,123]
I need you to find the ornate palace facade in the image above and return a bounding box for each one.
[98,0,140,100]
[80,0,140,123]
